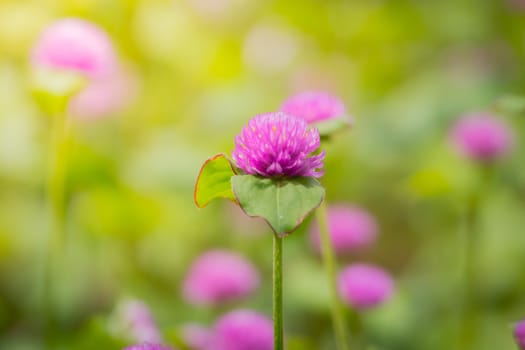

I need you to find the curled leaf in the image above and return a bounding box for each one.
[194,154,237,208]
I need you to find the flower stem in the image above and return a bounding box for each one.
[348,308,364,350]
[460,167,490,350]
[273,233,283,350]
[460,191,479,350]
[48,112,69,248]
[317,201,350,350]
[43,109,70,339]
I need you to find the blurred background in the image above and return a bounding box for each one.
[1,0,525,349]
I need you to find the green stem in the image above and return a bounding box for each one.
[43,110,70,339]
[49,112,69,246]
[348,308,364,350]
[460,167,491,349]
[317,201,350,350]
[460,192,479,350]
[273,233,283,350]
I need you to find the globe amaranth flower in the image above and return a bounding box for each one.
[123,344,173,350]
[69,65,137,120]
[450,112,514,162]
[182,250,260,306]
[310,204,378,257]
[515,319,525,350]
[31,18,117,79]
[338,263,394,310]
[280,91,346,124]
[116,299,162,344]
[232,112,325,178]
[210,310,273,350]
[181,323,212,350]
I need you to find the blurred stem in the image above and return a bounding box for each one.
[43,109,70,338]
[48,111,69,248]
[460,166,491,350]
[273,233,283,350]
[348,308,364,350]
[317,201,350,350]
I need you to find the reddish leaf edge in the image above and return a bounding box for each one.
[193,153,238,208]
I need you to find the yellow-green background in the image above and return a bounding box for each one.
[1,0,525,349]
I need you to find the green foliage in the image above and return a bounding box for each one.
[30,68,86,116]
[231,175,325,236]
[0,1,524,349]
[194,153,237,208]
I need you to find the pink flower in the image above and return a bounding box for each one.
[338,263,394,310]
[69,65,137,120]
[123,344,172,350]
[117,300,162,344]
[232,112,325,178]
[515,319,525,350]
[210,310,273,350]
[450,112,514,162]
[31,18,117,79]
[310,204,378,256]
[181,323,212,350]
[182,250,260,306]
[280,91,346,124]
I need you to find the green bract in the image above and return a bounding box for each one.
[231,175,324,236]
[194,154,237,208]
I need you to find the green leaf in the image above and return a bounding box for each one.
[231,175,325,236]
[314,114,352,136]
[194,153,236,208]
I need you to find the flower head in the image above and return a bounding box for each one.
[31,18,117,78]
[182,250,260,306]
[232,112,325,178]
[115,299,162,344]
[123,344,172,350]
[515,319,525,350]
[450,112,514,162]
[310,204,378,256]
[69,65,137,120]
[210,310,273,350]
[280,91,346,124]
[338,263,394,310]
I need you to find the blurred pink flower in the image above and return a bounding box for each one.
[210,310,273,350]
[281,91,346,124]
[31,18,117,79]
[69,65,138,120]
[338,263,394,310]
[181,323,212,350]
[232,112,325,178]
[310,204,378,257]
[450,112,514,162]
[123,344,172,350]
[118,300,163,344]
[515,319,525,350]
[182,250,260,306]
